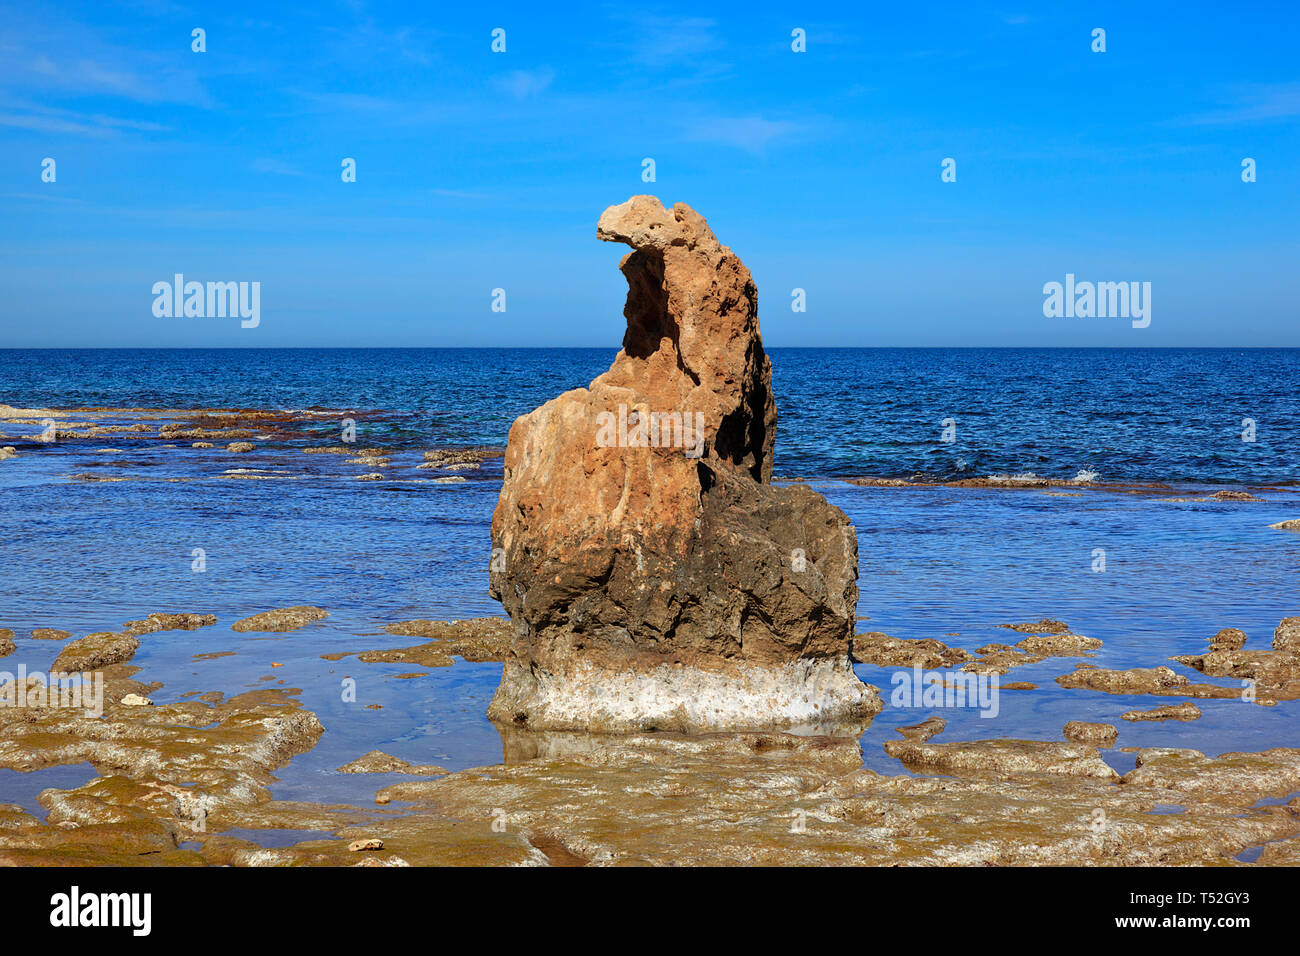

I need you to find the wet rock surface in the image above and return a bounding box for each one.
[896,717,946,742]
[52,632,140,671]
[1,613,1299,866]
[884,739,1121,779]
[1120,748,1300,805]
[1057,665,1195,695]
[850,621,1102,676]
[1000,619,1071,635]
[326,733,1300,867]
[422,448,495,469]
[124,612,218,636]
[958,623,1103,675]
[1017,633,1102,655]
[376,618,510,663]
[1169,617,1300,702]
[0,660,329,865]
[323,618,512,668]
[232,607,329,633]
[1122,703,1202,722]
[1064,721,1118,745]
[852,633,970,668]
[336,751,448,776]
[0,405,504,492]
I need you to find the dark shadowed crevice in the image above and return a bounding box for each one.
[713,344,772,483]
[619,251,672,359]
[617,250,698,384]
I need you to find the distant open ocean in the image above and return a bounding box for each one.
[2,346,1298,806]
[3,347,1298,484]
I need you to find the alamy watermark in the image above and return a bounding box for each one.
[1043,273,1150,328]
[50,886,150,936]
[595,404,704,458]
[152,274,260,328]
[890,666,999,718]
[0,665,104,717]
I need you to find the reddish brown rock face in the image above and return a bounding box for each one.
[487,196,878,734]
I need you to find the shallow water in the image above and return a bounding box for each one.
[0,765,98,819]
[1,347,1298,811]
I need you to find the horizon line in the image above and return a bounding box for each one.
[1,345,1299,351]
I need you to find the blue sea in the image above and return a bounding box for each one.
[1,348,1298,821]
[3,347,1298,484]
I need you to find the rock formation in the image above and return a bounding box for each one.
[487,195,878,734]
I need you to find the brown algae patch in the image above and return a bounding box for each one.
[1169,618,1300,702]
[231,606,329,633]
[852,633,970,668]
[896,717,946,742]
[999,619,1071,635]
[1122,703,1202,722]
[336,751,448,775]
[884,739,1120,779]
[5,596,1300,865]
[853,621,1101,677]
[4,677,1300,865]
[1056,664,1241,702]
[124,612,217,636]
[52,632,140,671]
[338,618,512,668]
[0,659,333,865]
[1063,721,1119,746]
[324,732,1300,866]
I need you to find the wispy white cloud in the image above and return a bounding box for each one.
[318,3,443,67]
[0,103,169,137]
[683,115,802,153]
[292,90,398,113]
[494,68,554,100]
[606,14,723,67]
[643,16,720,61]
[1178,83,1300,125]
[251,158,305,177]
[3,192,86,203]
[432,188,499,201]
[0,11,212,108]
[394,26,436,66]
[287,88,464,125]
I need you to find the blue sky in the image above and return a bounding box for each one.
[1,1,1297,347]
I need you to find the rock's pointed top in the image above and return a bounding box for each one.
[597,195,717,253]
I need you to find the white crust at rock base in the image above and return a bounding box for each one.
[487,656,880,735]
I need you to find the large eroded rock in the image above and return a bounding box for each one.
[487,195,877,733]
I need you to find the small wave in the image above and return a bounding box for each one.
[1073,468,1101,483]
[983,472,1043,485]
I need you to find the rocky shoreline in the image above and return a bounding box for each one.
[1,606,1298,866]
[0,402,503,486]
[5,404,1299,519]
